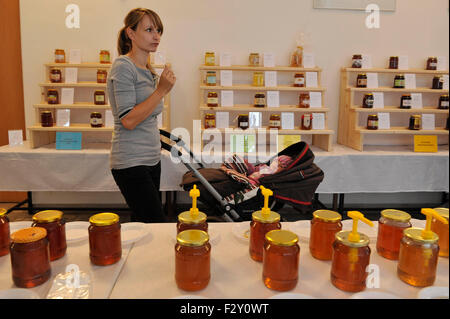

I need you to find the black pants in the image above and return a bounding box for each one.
[111,162,167,223]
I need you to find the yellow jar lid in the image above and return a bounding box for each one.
[252,210,280,223]
[313,210,342,222]
[434,207,449,220]
[177,229,209,247]
[0,208,6,217]
[335,230,370,248]
[178,211,207,224]
[265,230,298,246]
[381,209,411,223]
[32,210,63,223]
[89,212,119,226]
[11,227,47,244]
[404,227,438,244]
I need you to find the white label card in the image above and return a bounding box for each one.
[422,114,435,130]
[309,92,322,108]
[443,75,449,90]
[105,110,114,127]
[65,67,78,83]
[220,53,232,67]
[302,52,315,68]
[61,88,74,105]
[377,112,390,130]
[267,91,280,107]
[366,73,378,88]
[220,70,232,87]
[305,72,318,87]
[437,56,448,71]
[362,55,372,69]
[265,71,277,87]
[249,112,262,128]
[69,49,81,64]
[281,112,294,129]
[398,56,409,70]
[216,112,229,129]
[8,130,23,147]
[405,74,416,89]
[411,93,423,109]
[263,53,275,67]
[312,113,325,130]
[220,90,234,107]
[373,92,384,108]
[56,109,70,127]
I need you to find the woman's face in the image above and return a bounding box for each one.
[127,14,161,53]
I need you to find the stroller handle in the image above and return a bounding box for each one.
[160,129,204,168]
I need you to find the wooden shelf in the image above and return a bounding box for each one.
[200,65,322,72]
[45,63,166,69]
[200,84,325,92]
[201,127,334,135]
[199,105,329,112]
[33,103,111,109]
[39,81,107,88]
[350,106,449,114]
[347,87,448,93]
[356,127,449,135]
[28,124,113,132]
[343,67,449,75]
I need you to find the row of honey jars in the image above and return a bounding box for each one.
[40,111,103,128]
[46,89,106,105]
[54,49,111,64]
[206,92,314,109]
[49,69,107,83]
[352,55,440,71]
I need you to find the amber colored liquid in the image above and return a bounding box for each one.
[177,221,208,234]
[397,239,439,287]
[249,220,281,262]
[89,223,122,266]
[32,220,67,261]
[309,218,342,260]
[263,242,300,291]
[330,242,371,292]
[376,220,411,260]
[175,243,211,291]
[0,216,10,256]
[10,239,51,288]
[431,218,449,257]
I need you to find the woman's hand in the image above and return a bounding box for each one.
[157,64,176,95]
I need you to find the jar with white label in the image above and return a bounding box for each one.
[293,73,305,87]
[438,95,449,109]
[90,112,103,128]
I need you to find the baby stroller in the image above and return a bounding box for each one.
[160,129,324,222]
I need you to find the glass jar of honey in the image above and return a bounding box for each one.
[376,209,412,260]
[431,207,449,257]
[367,114,378,130]
[175,230,211,291]
[54,49,66,63]
[293,73,305,87]
[426,57,438,70]
[99,50,111,64]
[177,211,208,234]
[269,114,281,129]
[206,71,216,86]
[362,94,374,108]
[356,73,367,88]
[249,208,281,261]
[90,112,103,128]
[0,208,10,257]
[352,54,363,68]
[97,69,107,83]
[41,111,54,127]
[394,74,405,88]
[32,210,67,261]
[249,53,260,66]
[299,93,310,108]
[253,72,264,87]
[94,90,106,105]
[205,52,215,66]
[389,56,399,69]
[400,94,412,109]
[409,115,421,130]
[47,89,59,105]
[290,46,303,67]
[254,93,266,107]
[10,227,51,288]
[88,213,122,266]
[301,113,312,130]
[238,114,249,130]
[263,230,300,291]
[204,113,216,129]
[309,210,342,260]
[207,92,218,107]
[438,95,449,109]
[50,68,62,83]
[432,76,444,90]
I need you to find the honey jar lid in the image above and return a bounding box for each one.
[434,207,449,220]
[265,230,298,246]
[89,212,119,226]
[11,227,47,244]
[178,211,207,224]
[403,228,438,244]
[0,208,7,217]
[335,230,370,247]
[176,229,209,247]
[412,115,421,118]
[91,112,101,115]
[32,210,63,223]
[381,209,411,223]
[313,210,342,222]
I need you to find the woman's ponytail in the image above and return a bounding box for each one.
[117,27,132,55]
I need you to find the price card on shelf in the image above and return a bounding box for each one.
[309,92,322,108]
[61,88,74,105]
[105,110,114,128]
[220,53,232,67]
[405,74,416,89]
[312,113,325,130]
[265,71,277,87]
[281,112,294,129]
[277,135,301,153]
[398,56,409,70]
[302,52,315,68]
[65,67,78,83]
[216,112,229,129]
[249,112,262,128]
[56,132,82,150]
[422,114,435,130]
[366,73,379,88]
[377,112,390,129]
[56,109,70,127]
[220,70,233,86]
[373,92,384,108]
[305,72,318,87]
[8,130,23,147]
[414,135,438,153]
[437,56,448,71]
[411,93,423,109]
[69,49,81,64]
[267,91,280,107]
[220,90,234,107]
[263,53,275,67]
[362,55,372,69]
[442,75,449,90]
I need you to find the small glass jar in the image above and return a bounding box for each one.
[352,54,363,68]
[409,115,421,130]
[10,227,51,288]
[432,76,443,90]
[204,113,216,129]
[175,230,211,291]
[254,93,266,107]
[389,56,399,69]
[99,50,111,64]
[362,94,374,108]
[205,52,215,66]
[253,72,264,87]
[97,69,107,83]
[47,89,59,105]
[249,210,281,262]
[269,114,281,129]
[290,46,303,67]
[431,207,449,257]
[177,211,208,234]
[367,114,378,130]
[206,71,216,86]
[249,53,260,66]
[90,112,103,128]
[0,208,10,257]
[54,49,66,63]
[426,57,438,71]
[207,92,218,107]
[299,93,310,108]
[293,73,305,87]
[331,230,371,292]
[49,68,62,83]
[438,95,449,109]
[32,210,67,261]
[301,113,312,130]
[309,210,342,261]
[356,73,367,88]
[94,90,106,105]
[41,111,54,127]
[376,209,412,260]
[397,228,439,287]
[394,74,405,88]
[238,114,249,130]
[400,94,412,109]
[88,213,122,266]
[263,230,300,291]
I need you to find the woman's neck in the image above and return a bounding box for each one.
[126,49,149,69]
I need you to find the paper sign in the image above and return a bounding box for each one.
[105,110,114,128]
[220,53,232,67]
[220,90,234,107]
[61,88,74,105]
[263,53,275,67]
[8,130,23,147]
[69,49,81,64]
[306,72,318,88]
[405,74,416,89]
[366,73,379,88]
[373,92,384,108]
[265,71,277,87]
[443,75,449,90]
[411,93,423,109]
[312,113,325,130]
[267,91,280,107]
[422,114,435,130]
[302,52,315,68]
[220,70,232,86]
[281,112,294,129]
[398,56,409,70]
[230,134,256,153]
[65,68,78,83]
[153,52,166,65]
[277,135,301,153]
[56,132,82,150]
[414,135,438,153]
[309,92,322,108]
[377,112,390,129]
[362,55,372,69]
[56,109,70,127]
[249,112,262,128]
[216,112,229,129]
[437,56,447,71]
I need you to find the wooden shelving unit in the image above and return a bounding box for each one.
[338,67,449,151]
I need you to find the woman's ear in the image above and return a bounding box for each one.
[125,27,134,41]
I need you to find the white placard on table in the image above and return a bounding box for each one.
[61,88,74,105]
[153,51,166,65]
[312,113,325,130]
[220,53,232,67]
[216,112,229,129]
[220,70,232,87]
[249,112,262,128]
[302,52,315,68]
[8,130,23,147]
[443,75,449,90]
[105,110,114,128]
[65,67,78,83]
[398,55,409,70]
[405,74,416,89]
[309,92,322,108]
[373,92,384,108]
[263,53,275,67]
[422,114,435,130]
[69,49,81,64]
[305,72,318,87]
[220,90,234,107]
[362,55,372,69]
[411,93,423,109]
[281,112,294,129]
[377,112,390,130]
[56,109,70,127]
[265,71,277,87]
[437,56,448,71]
[267,91,280,107]
[366,73,379,88]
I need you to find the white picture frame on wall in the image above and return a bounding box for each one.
[313,0,396,11]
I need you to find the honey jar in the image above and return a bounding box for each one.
[32,210,67,261]
[426,57,438,70]
[206,71,216,86]
[88,213,122,266]
[299,93,310,108]
[331,211,373,292]
[238,114,249,130]
[10,227,51,288]
[205,52,215,66]
[367,114,378,130]
[432,76,444,90]
[175,230,211,291]
[50,68,62,83]
[253,72,264,87]
[94,90,106,105]
[47,89,59,105]
[389,56,399,69]
[362,93,374,108]
[177,185,208,234]
[204,113,216,129]
[400,94,412,109]
[309,210,342,260]
[431,207,449,257]
[90,112,103,128]
[263,230,300,291]
[293,73,305,87]
[99,50,111,64]
[41,111,54,127]
[269,114,281,129]
[249,53,260,66]
[356,73,367,88]
[54,49,66,63]
[97,69,107,83]
[352,54,363,68]
[408,115,421,130]
[207,92,218,107]
[438,95,449,109]
[393,74,405,88]
[249,186,281,262]
[290,46,303,67]
[254,93,266,107]
[376,209,411,260]
[0,208,10,257]
[301,113,312,130]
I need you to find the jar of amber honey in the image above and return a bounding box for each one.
[376,209,411,260]
[269,114,281,129]
[97,69,107,83]
[88,213,122,266]
[32,210,67,261]
[249,53,260,66]
[204,113,216,129]
[253,72,264,87]
[175,230,211,291]
[293,73,305,87]
[10,227,51,288]
[50,68,62,83]
[47,89,59,104]
[177,211,208,234]
[309,210,342,260]
[254,93,266,107]
[301,113,312,130]
[263,230,300,291]
[0,208,10,257]
[207,92,218,107]
[94,90,106,105]
[431,207,449,257]
[205,52,215,66]
[99,50,111,64]
[54,49,66,63]
[299,93,310,108]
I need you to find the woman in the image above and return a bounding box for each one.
[107,8,176,222]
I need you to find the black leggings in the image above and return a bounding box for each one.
[111,162,167,223]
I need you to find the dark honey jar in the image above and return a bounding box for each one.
[309,210,342,260]
[97,69,108,83]
[0,208,10,257]
[426,57,438,70]
[47,89,59,105]
[238,114,249,130]
[376,209,412,260]
[88,213,122,266]
[409,115,421,130]
[32,210,67,261]
[356,73,367,88]
[389,56,399,69]
[41,111,54,127]
[49,68,62,83]
[362,94,374,108]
